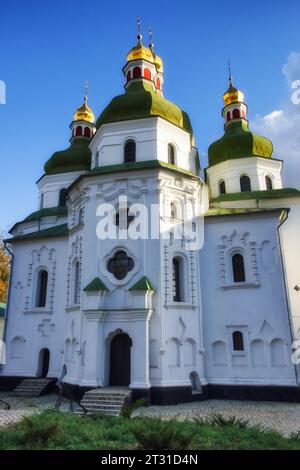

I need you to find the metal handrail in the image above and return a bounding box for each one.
[0,399,10,410]
[55,385,87,414]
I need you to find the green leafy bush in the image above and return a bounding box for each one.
[130,418,193,449]
[207,414,249,428]
[18,413,62,446]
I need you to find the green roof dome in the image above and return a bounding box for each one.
[208,120,273,167]
[44,138,91,175]
[96,81,194,142]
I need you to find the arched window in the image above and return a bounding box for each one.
[36,270,48,308]
[226,111,231,122]
[233,108,240,119]
[240,175,251,192]
[144,68,151,80]
[170,202,177,220]
[133,67,141,79]
[172,258,182,302]
[75,126,82,136]
[265,176,273,190]
[84,127,91,138]
[73,261,80,305]
[124,140,136,163]
[232,331,244,351]
[156,77,161,89]
[78,207,84,224]
[40,193,44,209]
[168,144,175,165]
[59,188,68,207]
[94,150,99,168]
[232,253,245,283]
[126,70,131,82]
[115,207,134,229]
[219,180,226,195]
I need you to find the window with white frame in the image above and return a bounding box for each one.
[172,256,187,302]
[36,269,48,308]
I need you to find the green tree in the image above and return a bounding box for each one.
[0,237,10,303]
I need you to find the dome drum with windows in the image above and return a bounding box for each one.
[123,22,164,93]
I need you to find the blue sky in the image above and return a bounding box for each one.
[1,0,300,231]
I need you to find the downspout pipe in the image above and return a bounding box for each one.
[0,240,14,372]
[277,209,299,384]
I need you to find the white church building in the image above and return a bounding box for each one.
[1,31,300,404]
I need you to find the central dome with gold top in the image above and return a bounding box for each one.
[126,24,164,73]
[96,26,193,140]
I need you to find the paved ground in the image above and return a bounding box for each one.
[132,400,300,437]
[0,393,70,428]
[1,392,300,436]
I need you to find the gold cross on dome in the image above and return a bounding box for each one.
[84,81,88,102]
[137,17,142,43]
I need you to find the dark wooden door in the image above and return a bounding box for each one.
[109,334,131,386]
[41,349,50,378]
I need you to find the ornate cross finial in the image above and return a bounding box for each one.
[228,59,233,85]
[84,80,88,103]
[137,17,142,43]
[148,26,154,50]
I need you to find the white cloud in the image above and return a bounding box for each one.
[251,52,300,189]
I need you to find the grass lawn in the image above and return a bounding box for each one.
[0,410,300,450]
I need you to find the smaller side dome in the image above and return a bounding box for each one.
[153,52,163,73]
[223,83,245,106]
[73,99,95,124]
[208,121,273,167]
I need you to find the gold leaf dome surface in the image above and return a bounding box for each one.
[73,99,95,123]
[223,83,245,106]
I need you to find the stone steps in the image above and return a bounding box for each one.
[12,379,54,397]
[76,388,132,416]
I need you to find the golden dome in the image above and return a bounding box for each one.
[73,99,95,123]
[127,43,155,64]
[223,82,245,106]
[126,39,164,73]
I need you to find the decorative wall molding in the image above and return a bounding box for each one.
[24,245,56,313]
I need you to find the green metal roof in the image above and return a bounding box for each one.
[206,207,285,217]
[129,276,155,291]
[83,277,108,292]
[44,137,91,175]
[90,159,197,177]
[208,120,273,167]
[211,188,300,203]
[24,207,68,222]
[6,224,68,243]
[10,207,68,233]
[96,81,194,143]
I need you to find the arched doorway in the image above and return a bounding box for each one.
[109,333,132,386]
[37,348,50,378]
